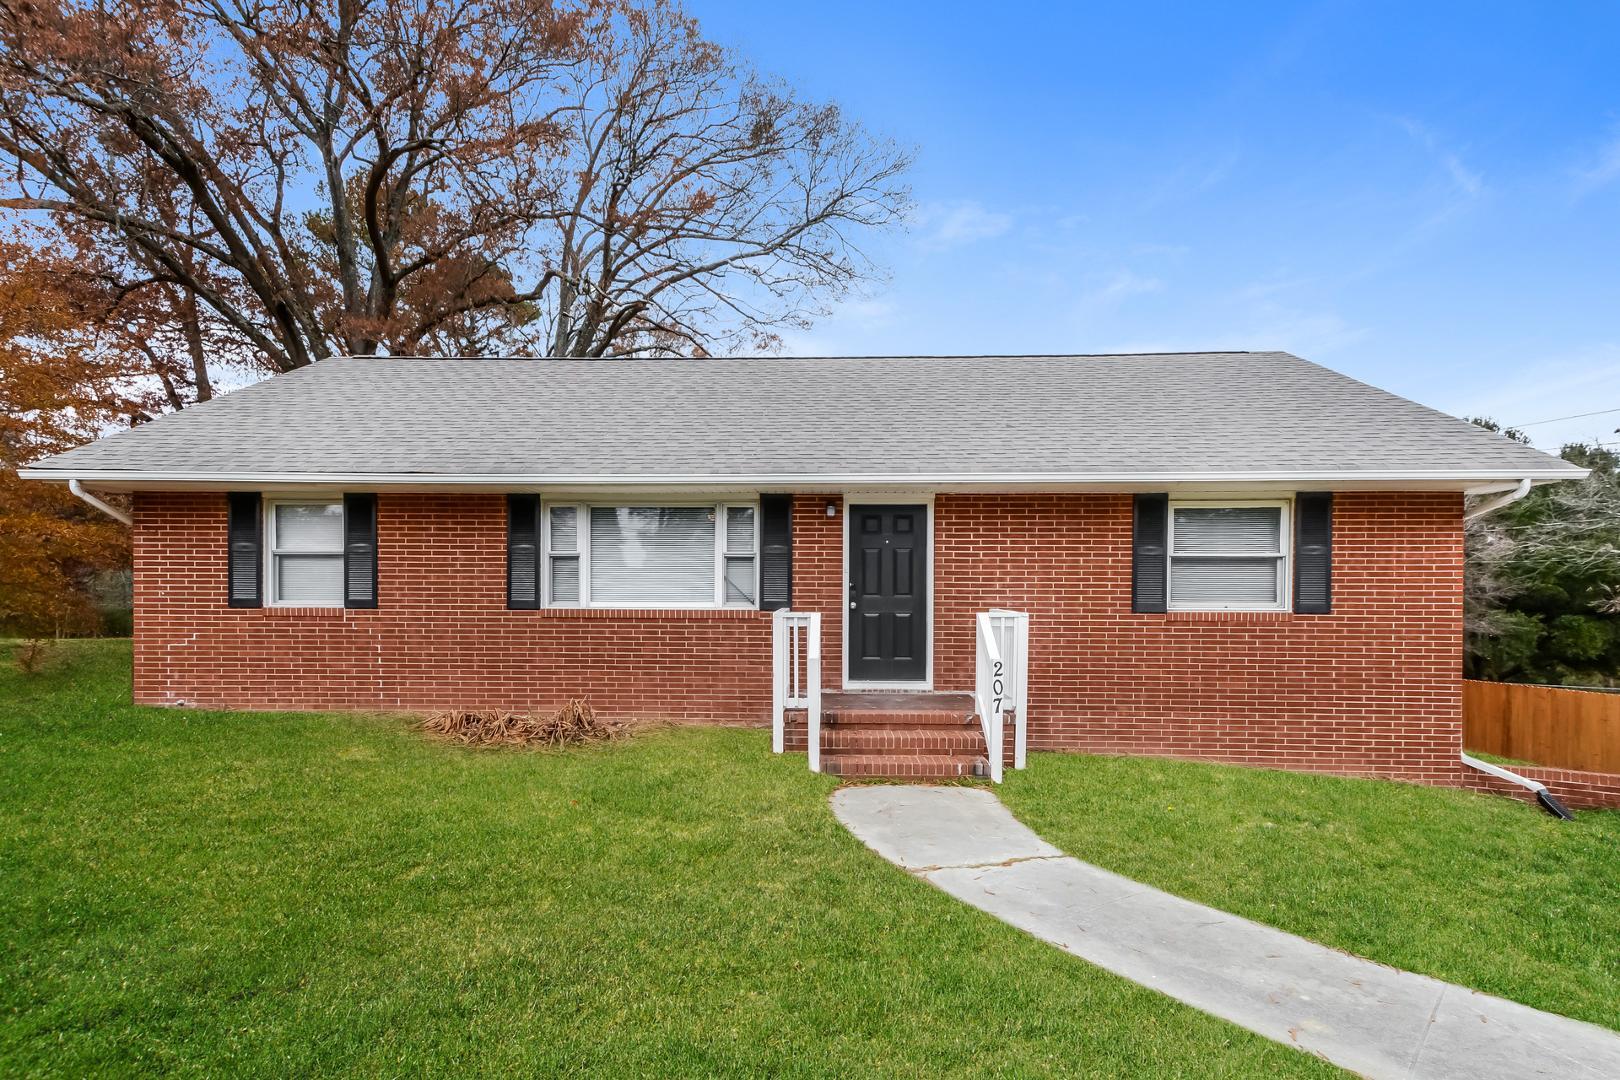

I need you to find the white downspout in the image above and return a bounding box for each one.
[1463,477,1531,522]
[68,478,133,527]
[1458,477,1574,815]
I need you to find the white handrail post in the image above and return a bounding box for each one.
[806,612,823,773]
[770,608,787,753]
[986,609,1031,772]
[988,696,1004,785]
[790,616,800,701]
[1010,611,1029,769]
[976,612,1006,784]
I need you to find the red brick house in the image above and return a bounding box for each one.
[23,352,1587,789]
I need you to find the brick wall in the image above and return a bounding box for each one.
[134,488,1466,786]
[785,491,1466,785]
[133,491,773,719]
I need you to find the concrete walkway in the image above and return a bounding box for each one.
[831,785,1620,1080]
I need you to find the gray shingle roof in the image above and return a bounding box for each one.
[22,352,1583,487]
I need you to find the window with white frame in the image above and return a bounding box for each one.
[721,505,757,604]
[544,502,757,607]
[1167,501,1290,611]
[266,500,345,606]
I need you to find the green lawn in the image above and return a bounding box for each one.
[1,641,1331,1078]
[1467,749,1542,767]
[1001,752,1620,1033]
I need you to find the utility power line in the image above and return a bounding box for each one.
[1512,406,1620,428]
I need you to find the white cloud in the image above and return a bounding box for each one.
[834,298,896,325]
[1573,126,1620,196]
[1394,116,1485,201]
[1129,241,1192,260]
[1073,270,1163,314]
[909,199,1013,251]
[1244,310,1367,356]
[1442,153,1484,199]
[1105,313,1363,359]
[777,296,901,357]
[1138,148,1242,210]
[1100,274,1364,358]
[1230,276,1311,304]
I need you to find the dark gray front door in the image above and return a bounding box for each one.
[848,505,928,683]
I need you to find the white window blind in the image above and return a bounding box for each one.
[269,501,344,606]
[1168,504,1287,610]
[543,502,758,608]
[547,506,581,604]
[723,506,756,604]
[590,506,717,605]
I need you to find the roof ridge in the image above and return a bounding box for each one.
[323,350,1273,363]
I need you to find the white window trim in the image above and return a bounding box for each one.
[263,496,345,608]
[1166,498,1292,612]
[542,500,760,610]
[544,503,582,607]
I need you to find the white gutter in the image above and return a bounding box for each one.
[1463,477,1532,521]
[19,467,1590,487]
[68,478,133,526]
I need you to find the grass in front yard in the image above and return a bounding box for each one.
[1002,752,1620,1032]
[0,641,1335,1078]
[1466,749,1541,767]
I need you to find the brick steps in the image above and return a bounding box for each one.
[820,711,978,727]
[822,753,984,779]
[821,727,984,753]
[818,691,986,780]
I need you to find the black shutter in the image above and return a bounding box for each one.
[343,493,378,609]
[507,494,541,609]
[1132,493,1169,613]
[759,494,793,611]
[227,492,262,608]
[1294,492,1333,614]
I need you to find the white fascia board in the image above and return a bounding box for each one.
[18,467,1590,493]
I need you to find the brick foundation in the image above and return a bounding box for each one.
[1457,763,1620,810]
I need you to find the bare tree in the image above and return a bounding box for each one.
[0,0,911,378]
[539,4,911,356]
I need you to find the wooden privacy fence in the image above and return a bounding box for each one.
[1464,680,1620,774]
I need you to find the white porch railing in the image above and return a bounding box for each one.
[976,609,1031,782]
[771,609,823,772]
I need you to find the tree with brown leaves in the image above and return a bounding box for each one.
[0,0,910,370]
[0,240,140,642]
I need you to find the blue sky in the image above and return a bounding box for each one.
[690,0,1620,452]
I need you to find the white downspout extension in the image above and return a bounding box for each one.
[68,478,133,527]
[1460,752,1547,795]
[1459,751,1574,818]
